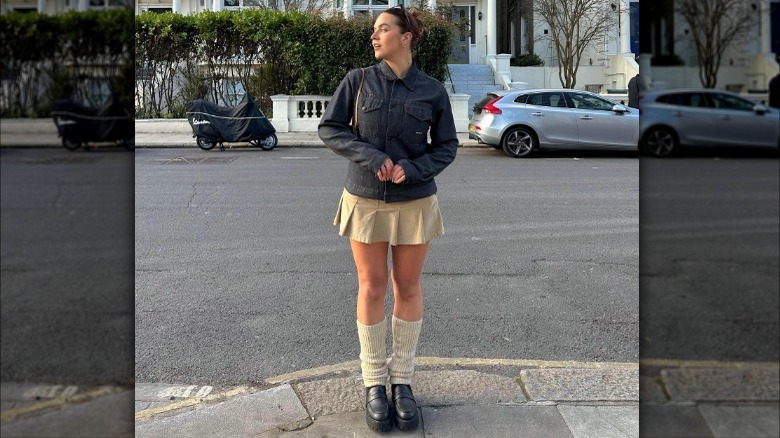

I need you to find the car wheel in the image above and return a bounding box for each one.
[642,127,678,157]
[502,126,537,158]
[196,136,216,151]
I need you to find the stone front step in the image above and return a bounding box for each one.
[447,64,502,117]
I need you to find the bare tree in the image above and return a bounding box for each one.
[534,0,614,89]
[676,0,752,88]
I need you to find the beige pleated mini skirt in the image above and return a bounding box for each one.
[333,188,444,245]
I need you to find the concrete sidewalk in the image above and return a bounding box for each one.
[130,360,641,438]
[4,359,779,437]
[0,118,483,148]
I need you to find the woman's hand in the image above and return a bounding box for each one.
[391,163,406,184]
[377,157,394,182]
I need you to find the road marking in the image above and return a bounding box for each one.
[157,385,213,398]
[134,386,249,422]
[1,386,123,423]
[21,384,79,399]
[280,156,317,160]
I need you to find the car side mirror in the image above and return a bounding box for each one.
[753,104,767,114]
[612,104,630,113]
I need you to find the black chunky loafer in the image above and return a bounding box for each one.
[391,384,420,430]
[365,385,392,432]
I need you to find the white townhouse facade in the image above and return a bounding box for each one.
[1,0,642,92]
[641,0,779,93]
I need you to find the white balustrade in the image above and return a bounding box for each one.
[271,95,331,133]
[271,93,473,133]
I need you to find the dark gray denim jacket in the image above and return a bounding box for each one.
[318,60,458,203]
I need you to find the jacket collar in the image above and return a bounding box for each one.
[378,59,418,91]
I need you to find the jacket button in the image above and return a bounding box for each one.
[362,106,366,110]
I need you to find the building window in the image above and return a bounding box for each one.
[89,0,130,9]
[352,0,388,17]
[140,5,173,13]
[224,0,261,8]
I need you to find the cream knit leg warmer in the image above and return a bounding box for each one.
[388,316,422,385]
[357,319,388,387]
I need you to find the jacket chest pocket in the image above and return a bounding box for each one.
[357,94,383,139]
[402,101,433,153]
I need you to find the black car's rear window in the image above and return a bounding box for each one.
[475,94,498,108]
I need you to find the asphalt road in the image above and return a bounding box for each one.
[4,145,775,389]
[134,147,639,385]
[1,147,135,385]
[640,156,779,362]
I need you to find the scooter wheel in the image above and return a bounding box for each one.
[256,133,277,151]
[62,138,81,151]
[196,136,216,151]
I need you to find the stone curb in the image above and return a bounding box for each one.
[133,364,641,425]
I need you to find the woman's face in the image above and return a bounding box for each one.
[371,12,410,60]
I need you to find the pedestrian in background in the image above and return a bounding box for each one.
[318,5,458,433]
[628,55,648,108]
[768,53,780,109]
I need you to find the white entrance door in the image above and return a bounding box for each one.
[448,4,477,64]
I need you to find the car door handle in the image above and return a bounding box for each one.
[579,116,593,120]
[672,111,683,117]
[531,112,543,117]
[721,115,731,120]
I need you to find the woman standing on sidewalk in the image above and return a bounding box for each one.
[318,5,458,433]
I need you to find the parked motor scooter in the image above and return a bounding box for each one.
[51,95,134,151]
[186,93,277,151]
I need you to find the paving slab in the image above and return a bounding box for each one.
[661,368,779,401]
[134,384,310,438]
[0,390,134,438]
[697,403,780,438]
[557,405,639,438]
[294,376,363,418]
[638,405,714,438]
[421,405,573,438]
[258,409,424,438]
[520,368,638,402]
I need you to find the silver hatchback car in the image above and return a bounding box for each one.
[468,89,639,158]
[638,89,780,157]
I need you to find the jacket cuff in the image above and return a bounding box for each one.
[397,159,419,184]
[371,153,391,174]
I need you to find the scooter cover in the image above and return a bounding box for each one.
[186,93,275,143]
[51,97,133,142]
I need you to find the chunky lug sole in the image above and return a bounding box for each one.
[366,409,393,432]
[394,409,420,431]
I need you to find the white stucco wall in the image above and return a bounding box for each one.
[510,63,635,92]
